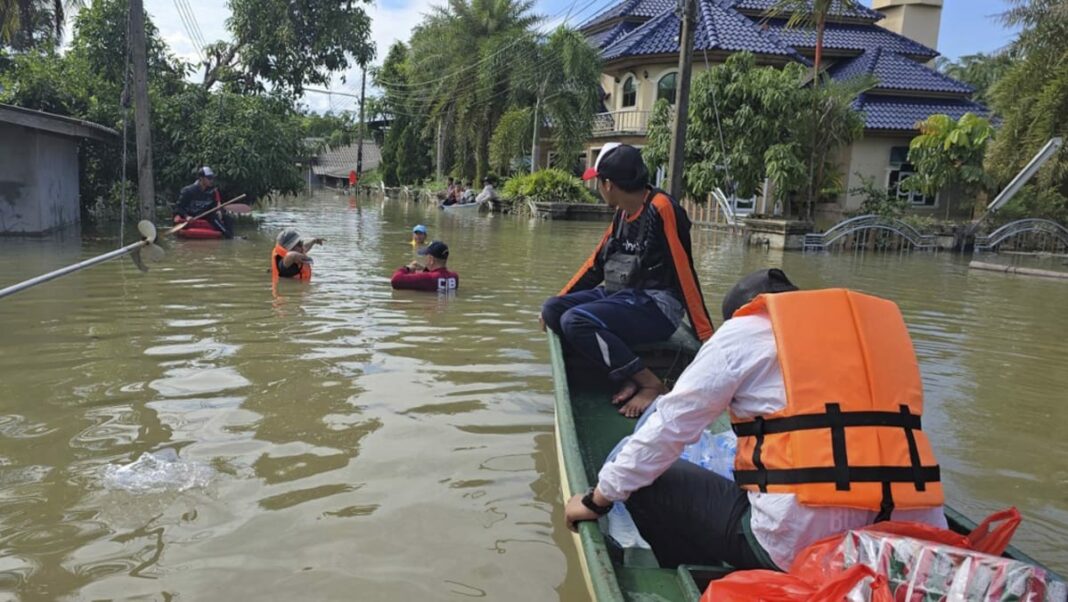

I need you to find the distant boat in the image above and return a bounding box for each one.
[440,200,488,212]
[546,330,1064,600]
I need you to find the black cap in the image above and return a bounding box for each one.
[417,240,450,260]
[582,143,648,188]
[721,269,799,321]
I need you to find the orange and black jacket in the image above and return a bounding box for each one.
[560,188,714,341]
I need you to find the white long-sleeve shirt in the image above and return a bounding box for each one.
[597,311,947,570]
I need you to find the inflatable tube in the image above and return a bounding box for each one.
[173,216,224,239]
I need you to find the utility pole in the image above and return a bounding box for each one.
[128,0,155,220]
[436,119,444,180]
[667,0,695,199]
[530,95,541,174]
[356,64,367,177]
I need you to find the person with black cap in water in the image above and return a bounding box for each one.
[391,241,459,292]
[540,143,714,418]
[176,166,233,238]
[563,269,947,573]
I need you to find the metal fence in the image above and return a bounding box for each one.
[591,110,651,136]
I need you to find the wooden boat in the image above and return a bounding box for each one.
[547,330,1063,601]
[439,199,488,212]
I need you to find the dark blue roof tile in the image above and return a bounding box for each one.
[856,95,989,131]
[587,21,640,49]
[580,0,674,31]
[766,19,938,58]
[602,0,804,62]
[730,0,883,21]
[829,48,973,94]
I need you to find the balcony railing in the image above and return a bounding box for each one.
[592,110,651,137]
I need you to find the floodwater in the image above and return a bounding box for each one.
[0,191,1065,600]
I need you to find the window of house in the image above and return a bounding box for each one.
[656,72,677,104]
[621,77,636,108]
[887,146,934,207]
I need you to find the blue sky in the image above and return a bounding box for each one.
[141,0,1020,112]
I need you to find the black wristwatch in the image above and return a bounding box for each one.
[581,487,612,516]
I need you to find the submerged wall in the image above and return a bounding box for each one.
[0,122,81,235]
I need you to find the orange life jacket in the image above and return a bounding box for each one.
[271,244,312,281]
[731,289,943,516]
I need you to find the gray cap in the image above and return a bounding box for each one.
[197,166,215,178]
[276,228,302,251]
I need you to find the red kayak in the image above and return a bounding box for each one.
[173,216,224,239]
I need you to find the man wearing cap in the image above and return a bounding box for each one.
[563,269,947,573]
[176,166,232,238]
[411,225,429,250]
[272,229,323,281]
[541,143,714,417]
[391,241,459,292]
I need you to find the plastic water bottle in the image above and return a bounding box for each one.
[680,430,736,481]
[606,502,651,549]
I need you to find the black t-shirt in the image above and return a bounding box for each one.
[177,183,217,216]
[275,255,303,278]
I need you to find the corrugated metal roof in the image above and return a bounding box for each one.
[764,19,938,58]
[855,95,989,131]
[828,47,974,94]
[601,0,804,61]
[310,140,381,178]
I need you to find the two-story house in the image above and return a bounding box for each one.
[576,0,986,222]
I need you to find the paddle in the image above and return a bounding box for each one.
[168,194,248,235]
[0,220,164,300]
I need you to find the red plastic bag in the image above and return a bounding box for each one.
[702,565,892,602]
[966,507,1022,556]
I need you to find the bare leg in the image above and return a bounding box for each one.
[619,368,666,418]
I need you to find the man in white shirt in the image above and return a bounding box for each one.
[564,269,947,571]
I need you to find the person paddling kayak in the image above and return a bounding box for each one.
[176,166,233,238]
[271,229,323,281]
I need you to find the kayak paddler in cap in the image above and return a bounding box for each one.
[176,166,233,238]
[271,228,323,281]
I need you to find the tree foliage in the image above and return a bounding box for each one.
[985,0,1068,221]
[501,168,595,203]
[764,0,863,78]
[935,53,1013,105]
[900,113,994,206]
[375,41,432,186]
[647,53,866,215]
[203,0,375,95]
[642,98,672,174]
[489,107,531,175]
[1,0,73,49]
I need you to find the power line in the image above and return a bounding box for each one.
[172,0,205,63]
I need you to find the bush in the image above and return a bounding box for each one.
[501,169,596,204]
[850,173,909,219]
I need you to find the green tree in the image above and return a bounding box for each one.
[202,0,375,95]
[642,98,672,174]
[489,106,532,175]
[1,0,75,49]
[376,41,432,185]
[985,0,1068,220]
[900,113,995,217]
[935,52,1013,105]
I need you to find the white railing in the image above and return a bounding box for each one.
[591,110,651,136]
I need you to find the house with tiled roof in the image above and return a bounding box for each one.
[576,0,984,221]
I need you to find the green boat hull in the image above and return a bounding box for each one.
[547,330,1062,601]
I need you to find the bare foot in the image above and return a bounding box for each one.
[619,386,663,418]
[611,380,639,405]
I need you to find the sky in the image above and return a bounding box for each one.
[140,0,1021,114]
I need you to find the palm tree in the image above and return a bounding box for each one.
[765,0,862,82]
[1,0,77,48]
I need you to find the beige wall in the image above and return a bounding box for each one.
[603,63,715,113]
[873,0,943,53]
[842,135,914,211]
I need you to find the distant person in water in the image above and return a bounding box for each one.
[540,143,714,417]
[271,228,323,281]
[176,166,233,238]
[391,241,459,292]
[411,224,429,250]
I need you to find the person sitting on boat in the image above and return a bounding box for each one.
[441,177,458,206]
[391,241,459,292]
[176,166,233,238]
[271,228,322,281]
[460,180,476,204]
[475,176,498,205]
[540,143,714,417]
[564,269,947,572]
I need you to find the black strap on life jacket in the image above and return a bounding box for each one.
[733,403,939,496]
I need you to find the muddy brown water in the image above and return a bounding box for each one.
[0,192,1065,600]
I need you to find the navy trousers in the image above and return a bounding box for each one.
[542,288,676,383]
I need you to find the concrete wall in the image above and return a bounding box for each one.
[0,123,81,234]
[873,0,943,55]
[604,63,711,113]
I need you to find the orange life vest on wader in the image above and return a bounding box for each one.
[271,244,312,281]
[731,289,943,518]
